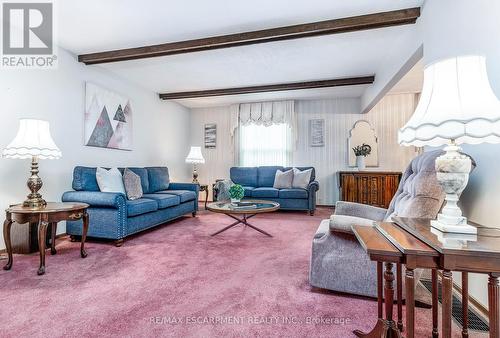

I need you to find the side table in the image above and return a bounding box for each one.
[199,184,209,210]
[3,202,89,275]
[351,224,403,338]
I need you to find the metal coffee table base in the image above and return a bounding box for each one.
[211,214,272,237]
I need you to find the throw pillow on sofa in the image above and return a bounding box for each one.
[96,167,126,194]
[123,168,143,200]
[292,168,312,189]
[273,169,293,189]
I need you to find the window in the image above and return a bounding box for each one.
[239,123,290,166]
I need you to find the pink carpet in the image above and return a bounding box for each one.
[0,207,471,337]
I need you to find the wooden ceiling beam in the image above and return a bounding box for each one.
[78,8,420,65]
[158,76,375,100]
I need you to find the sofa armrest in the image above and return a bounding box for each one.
[168,182,200,193]
[335,201,387,221]
[308,181,319,192]
[62,191,126,209]
[329,214,376,235]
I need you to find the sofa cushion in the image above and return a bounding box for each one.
[279,188,308,199]
[157,190,196,203]
[147,167,170,192]
[119,167,150,194]
[385,150,448,220]
[142,194,180,209]
[126,198,158,217]
[243,186,254,197]
[230,167,258,187]
[291,167,313,189]
[73,166,100,191]
[252,187,279,198]
[258,166,283,187]
[123,168,143,200]
[283,166,316,182]
[273,169,294,189]
[96,168,126,194]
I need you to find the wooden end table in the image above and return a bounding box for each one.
[199,184,209,210]
[3,202,89,275]
[351,224,403,338]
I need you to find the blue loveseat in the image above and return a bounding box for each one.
[230,166,319,215]
[62,166,199,246]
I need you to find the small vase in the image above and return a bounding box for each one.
[356,156,366,171]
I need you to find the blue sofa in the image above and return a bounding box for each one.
[62,166,199,246]
[230,166,319,215]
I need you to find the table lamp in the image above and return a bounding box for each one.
[2,119,62,208]
[185,146,205,184]
[399,55,500,235]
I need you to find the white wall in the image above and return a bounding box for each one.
[188,105,235,198]
[360,25,422,114]
[419,0,500,310]
[190,94,418,205]
[0,48,192,250]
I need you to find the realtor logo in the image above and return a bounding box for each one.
[1,1,57,68]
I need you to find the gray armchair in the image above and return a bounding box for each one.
[310,150,459,297]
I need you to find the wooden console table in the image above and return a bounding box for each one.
[338,171,402,209]
[353,218,500,338]
[3,202,89,275]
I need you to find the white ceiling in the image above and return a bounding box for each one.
[57,0,425,108]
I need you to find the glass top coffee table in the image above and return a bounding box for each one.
[206,200,280,237]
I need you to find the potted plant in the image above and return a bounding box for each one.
[229,184,245,204]
[352,143,372,171]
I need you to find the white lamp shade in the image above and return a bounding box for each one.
[399,55,500,147]
[185,146,205,164]
[2,119,62,159]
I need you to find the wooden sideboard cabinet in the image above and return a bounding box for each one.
[338,171,402,209]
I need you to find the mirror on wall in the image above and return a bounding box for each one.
[348,120,379,167]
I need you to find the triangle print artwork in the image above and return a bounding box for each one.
[86,107,114,148]
[113,104,126,122]
[84,83,133,150]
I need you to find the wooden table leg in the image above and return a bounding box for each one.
[204,188,209,210]
[406,268,415,338]
[354,262,401,338]
[378,262,383,319]
[489,273,500,338]
[442,270,453,338]
[50,222,57,255]
[462,272,469,338]
[81,212,89,258]
[37,220,49,275]
[432,269,439,338]
[397,263,403,332]
[3,213,13,270]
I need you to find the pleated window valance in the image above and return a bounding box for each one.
[230,100,296,136]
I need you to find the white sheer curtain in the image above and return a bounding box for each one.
[231,100,296,166]
[239,123,290,166]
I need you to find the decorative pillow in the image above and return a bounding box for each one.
[96,167,125,194]
[273,169,294,189]
[123,168,143,200]
[292,168,313,189]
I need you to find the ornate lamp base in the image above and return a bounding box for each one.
[192,164,200,184]
[430,219,477,235]
[23,156,47,209]
[432,141,477,235]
